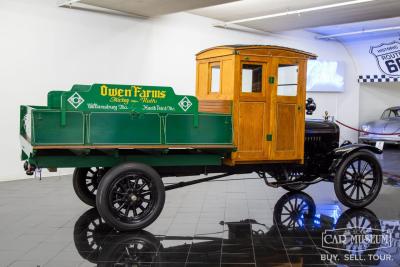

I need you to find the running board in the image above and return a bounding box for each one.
[263,177,324,188]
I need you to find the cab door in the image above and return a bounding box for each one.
[235,61,269,161]
[270,59,306,161]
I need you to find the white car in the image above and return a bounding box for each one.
[360,106,400,145]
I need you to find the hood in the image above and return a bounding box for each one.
[365,119,400,134]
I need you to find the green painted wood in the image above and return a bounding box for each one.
[89,113,162,144]
[29,153,223,168]
[32,111,84,145]
[165,114,232,144]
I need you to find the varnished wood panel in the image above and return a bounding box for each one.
[275,103,296,151]
[221,59,234,98]
[196,62,208,99]
[198,100,232,114]
[236,102,265,159]
[195,46,314,165]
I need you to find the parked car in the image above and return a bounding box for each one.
[360,106,400,145]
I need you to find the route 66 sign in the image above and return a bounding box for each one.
[370,41,400,77]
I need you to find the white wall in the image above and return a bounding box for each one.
[0,0,358,181]
[360,83,400,125]
[341,33,400,126]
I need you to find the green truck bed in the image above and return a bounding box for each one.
[20,84,234,169]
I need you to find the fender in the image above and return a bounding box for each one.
[328,144,382,173]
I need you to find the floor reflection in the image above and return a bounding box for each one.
[74,192,396,266]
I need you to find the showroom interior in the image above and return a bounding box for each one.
[1,0,400,266]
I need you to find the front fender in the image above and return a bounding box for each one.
[328,144,382,173]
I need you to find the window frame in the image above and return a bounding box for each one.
[239,61,266,98]
[276,63,299,98]
[208,62,221,95]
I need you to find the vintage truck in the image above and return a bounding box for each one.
[20,45,383,231]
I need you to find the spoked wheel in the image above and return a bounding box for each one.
[96,163,165,231]
[273,192,316,230]
[97,231,161,266]
[334,150,382,208]
[73,167,109,207]
[73,208,113,263]
[335,209,381,265]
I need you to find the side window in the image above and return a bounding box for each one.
[277,64,298,96]
[241,64,263,93]
[210,63,221,93]
[381,110,390,119]
[389,110,396,118]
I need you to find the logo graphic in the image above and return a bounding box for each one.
[370,41,400,77]
[178,96,192,112]
[322,227,392,252]
[68,92,85,109]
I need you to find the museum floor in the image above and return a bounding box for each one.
[0,147,399,267]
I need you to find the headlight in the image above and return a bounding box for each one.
[361,125,370,135]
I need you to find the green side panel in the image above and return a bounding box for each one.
[32,111,84,145]
[71,84,91,92]
[89,113,161,144]
[29,154,222,168]
[165,114,232,144]
[47,91,65,109]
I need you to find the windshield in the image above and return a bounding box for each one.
[381,108,400,119]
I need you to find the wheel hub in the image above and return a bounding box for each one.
[130,194,138,202]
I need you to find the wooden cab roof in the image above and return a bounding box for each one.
[196,45,317,60]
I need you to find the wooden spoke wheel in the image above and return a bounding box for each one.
[73,208,113,263]
[73,167,109,207]
[334,150,382,208]
[96,163,165,231]
[97,231,161,266]
[273,192,316,230]
[335,209,381,265]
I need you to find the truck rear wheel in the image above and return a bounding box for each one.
[96,163,165,231]
[334,150,382,208]
[73,167,108,207]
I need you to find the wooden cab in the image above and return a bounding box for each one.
[195,45,317,165]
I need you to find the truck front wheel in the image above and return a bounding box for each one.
[96,163,165,231]
[334,150,382,208]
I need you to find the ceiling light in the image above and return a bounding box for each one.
[222,0,375,25]
[316,25,400,39]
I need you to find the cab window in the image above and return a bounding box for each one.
[241,64,263,93]
[277,64,298,96]
[210,63,221,93]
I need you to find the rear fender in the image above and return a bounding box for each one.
[328,144,382,173]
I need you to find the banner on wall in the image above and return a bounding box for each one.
[370,41,400,77]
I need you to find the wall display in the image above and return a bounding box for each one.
[307,60,345,92]
[19,45,383,232]
[370,40,400,77]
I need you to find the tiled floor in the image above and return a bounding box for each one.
[0,147,399,267]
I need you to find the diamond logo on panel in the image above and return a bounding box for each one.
[68,92,85,109]
[178,96,192,112]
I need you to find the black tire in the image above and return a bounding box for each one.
[73,208,113,263]
[334,150,382,208]
[273,192,316,230]
[73,167,108,207]
[96,162,165,231]
[335,209,381,265]
[97,230,161,266]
